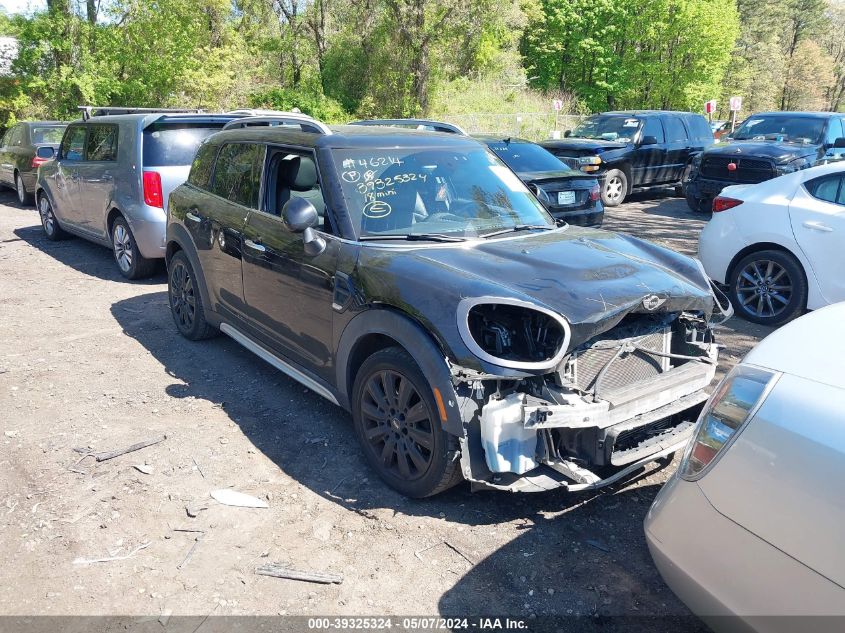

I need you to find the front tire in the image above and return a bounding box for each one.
[351,347,462,498]
[16,172,33,206]
[168,250,217,340]
[601,169,627,207]
[37,195,68,241]
[728,249,807,326]
[685,189,710,213]
[112,216,157,280]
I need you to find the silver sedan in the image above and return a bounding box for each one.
[645,302,845,633]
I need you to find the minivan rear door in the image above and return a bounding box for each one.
[142,117,234,211]
[76,123,119,237]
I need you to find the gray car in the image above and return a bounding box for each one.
[0,120,67,206]
[35,110,240,279]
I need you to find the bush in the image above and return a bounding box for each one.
[246,87,350,124]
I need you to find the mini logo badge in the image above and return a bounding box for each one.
[642,294,666,311]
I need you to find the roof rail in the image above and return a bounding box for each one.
[349,118,468,135]
[221,114,332,135]
[226,108,313,118]
[78,106,205,121]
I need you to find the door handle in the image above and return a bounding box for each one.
[185,212,202,223]
[803,220,834,233]
[244,239,266,252]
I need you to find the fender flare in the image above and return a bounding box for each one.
[166,224,218,326]
[335,308,465,436]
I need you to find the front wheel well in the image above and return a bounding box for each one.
[605,163,632,193]
[346,333,404,398]
[165,240,182,265]
[726,242,807,287]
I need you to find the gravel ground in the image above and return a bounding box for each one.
[0,187,771,630]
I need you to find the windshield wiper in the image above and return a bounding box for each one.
[481,224,554,239]
[359,233,466,243]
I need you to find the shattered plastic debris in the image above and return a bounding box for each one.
[210,489,268,508]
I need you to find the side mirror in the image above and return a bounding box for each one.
[834,137,845,148]
[36,146,55,160]
[282,197,325,256]
[640,135,658,146]
[563,130,572,138]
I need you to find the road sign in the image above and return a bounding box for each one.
[704,100,717,114]
[729,96,742,111]
[552,99,563,111]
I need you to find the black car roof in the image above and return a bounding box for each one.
[595,110,699,116]
[743,111,839,119]
[207,124,486,149]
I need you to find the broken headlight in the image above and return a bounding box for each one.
[457,298,571,370]
[679,364,778,480]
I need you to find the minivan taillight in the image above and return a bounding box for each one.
[143,171,163,208]
[712,196,743,213]
[589,183,600,202]
[31,156,50,169]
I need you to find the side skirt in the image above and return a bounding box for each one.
[219,322,340,406]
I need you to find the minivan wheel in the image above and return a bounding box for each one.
[601,169,627,207]
[38,195,68,241]
[168,251,216,340]
[351,347,462,498]
[16,173,33,206]
[729,249,807,326]
[112,216,157,280]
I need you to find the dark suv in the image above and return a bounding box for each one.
[166,115,726,497]
[540,111,714,206]
[685,111,845,212]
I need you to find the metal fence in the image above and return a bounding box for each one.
[443,113,586,141]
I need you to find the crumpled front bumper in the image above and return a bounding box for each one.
[456,346,718,493]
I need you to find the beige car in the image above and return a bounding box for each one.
[645,302,845,633]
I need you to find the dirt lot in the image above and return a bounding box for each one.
[0,188,771,630]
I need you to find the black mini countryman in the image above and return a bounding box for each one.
[165,115,729,497]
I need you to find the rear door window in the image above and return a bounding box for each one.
[685,115,713,143]
[30,126,66,145]
[187,142,218,190]
[663,116,688,143]
[86,125,118,162]
[61,126,87,161]
[641,117,665,143]
[210,143,264,208]
[143,121,227,167]
[806,175,842,204]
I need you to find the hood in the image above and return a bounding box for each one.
[356,227,715,362]
[541,138,628,156]
[705,140,817,164]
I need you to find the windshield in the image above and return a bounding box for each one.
[731,116,825,144]
[143,122,227,167]
[331,146,554,239]
[486,141,577,174]
[570,115,641,142]
[31,125,66,144]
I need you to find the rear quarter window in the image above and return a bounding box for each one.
[187,142,218,190]
[143,122,226,167]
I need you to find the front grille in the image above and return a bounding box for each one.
[700,156,776,183]
[567,328,670,394]
[554,156,580,170]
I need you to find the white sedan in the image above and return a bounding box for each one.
[645,303,845,632]
[698,162,845,326]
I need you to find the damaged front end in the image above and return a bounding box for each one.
[451,300,722,493]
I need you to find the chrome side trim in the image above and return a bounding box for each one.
[219,323,339,405]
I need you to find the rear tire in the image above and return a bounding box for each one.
[168,250,217,340]
[37,194,69,241]
[675,165,692,198]
[351,347,462,498]
[15,172,33,206]
[685,189,710,213]
[112,216,157,280]
[728,249,807,326]
[601,169,627,207]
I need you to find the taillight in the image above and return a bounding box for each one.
[589,183,600,202]
[143,171,163,208]
[712,196,743,212]
[31,156,49,169]
[679,364,777,480]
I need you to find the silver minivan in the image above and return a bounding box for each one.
[35,109,239,279]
